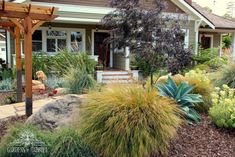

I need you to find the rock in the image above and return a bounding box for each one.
[26,94,81,130]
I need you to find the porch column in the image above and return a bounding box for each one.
[195,20,202,55]
[125,47,130,70]
[232,32,235,60]
[219,33,223,56]
[109,44,113,68]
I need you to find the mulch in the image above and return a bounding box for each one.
[165,114,235,157]
[0,116,26,142]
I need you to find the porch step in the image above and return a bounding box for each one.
[97,70,139,84]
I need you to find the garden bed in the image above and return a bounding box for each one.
[0,116,26,141]
[0,90,16,105]
[161,115,235,157]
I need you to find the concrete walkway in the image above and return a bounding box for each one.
[0,96,63,119]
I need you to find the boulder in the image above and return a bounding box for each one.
[26,94,82,130]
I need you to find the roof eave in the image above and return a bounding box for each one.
[171,0,215,29]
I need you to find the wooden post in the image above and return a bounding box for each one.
[24,16,33,117]
[15,27,22,102]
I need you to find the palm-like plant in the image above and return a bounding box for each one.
[156,77,203,124]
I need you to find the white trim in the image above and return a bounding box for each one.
[55,17,101,24]
[219,34,224,56]
[6,32,11,68]
[182,29,189,48]
[12,0,28,3]
[199,34,214,48]
[171,0,215,29]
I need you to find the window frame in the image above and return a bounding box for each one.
[38,27,86,55]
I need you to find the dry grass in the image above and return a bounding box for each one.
[77,84,182,157]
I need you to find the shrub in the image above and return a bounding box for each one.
[50,128,97,157]
[78,85,182,157]
[156,77,203,124]
[64,68,96,94]
[0,124,97,157]
[44,77,65,89]
[50,51,96,76]
[0,124,53,157]
[214,64,235,88]
[185,69,214,112]
[209,85,235,128]
[193,48,218,64]
[0,69,14,80]
[223,35,232,49]
[0,79,13,91]
[31,52,52,79]
[205,56,228,70]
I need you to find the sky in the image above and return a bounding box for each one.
[193,0,235,16]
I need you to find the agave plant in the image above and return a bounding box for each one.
[156,77,203,124]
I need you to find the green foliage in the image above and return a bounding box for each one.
[78,85,182,157]
[50,128,97,157]
[214,64,235,88]
[0,124,53,157]
[44,77,65,89]
[0,124,97,157]
[205,56,228,70]
[0,79,13,91]
[31,52,52,79]
[0,69,14,80]
[50,51,96,76]
[209,85,235,128]
[156,77,203,123]
[223,35,232,49]
[193,48,218,64]
[185,69,214,112]
[64,68,96,94]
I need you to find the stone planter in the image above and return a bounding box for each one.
[0,90,16,105]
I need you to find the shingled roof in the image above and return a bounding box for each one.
[191,2,235,30]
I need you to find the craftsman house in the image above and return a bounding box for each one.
[6,0,235,83]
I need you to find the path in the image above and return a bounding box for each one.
[0,96,64,119]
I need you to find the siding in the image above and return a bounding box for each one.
[113,53,126,70]
[32,0,185,13]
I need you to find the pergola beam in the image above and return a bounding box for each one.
[0,11,58,21]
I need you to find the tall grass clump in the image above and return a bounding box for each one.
[50,128,97,157]
[78,85,182,157]
[50,50,96,76]
[214,64,235,88]
[64,68,96,94]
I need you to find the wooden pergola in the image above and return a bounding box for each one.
[0,1,58,117]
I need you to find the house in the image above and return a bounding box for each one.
[6,0,235,83]
[0,30,6,62]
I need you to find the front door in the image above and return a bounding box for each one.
[94,32,110,68]
[201,36,212,49]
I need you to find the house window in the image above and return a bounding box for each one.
[1,48,5,51]
[46,30,67,53]
[71,31,83,52]
[32,30,42,52]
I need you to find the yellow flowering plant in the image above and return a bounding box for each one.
[209,85,235,128]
